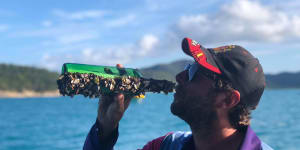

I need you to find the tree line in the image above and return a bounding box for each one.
[0,61,299,92]
[0,64,59,92]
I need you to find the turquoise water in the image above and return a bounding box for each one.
[0,90,299,150]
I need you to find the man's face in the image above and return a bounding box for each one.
[171,68,218,128]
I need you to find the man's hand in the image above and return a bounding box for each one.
[97,64,133,139]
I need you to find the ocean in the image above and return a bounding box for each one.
[0,89,299,150]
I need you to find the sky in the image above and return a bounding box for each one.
[0,0,300,74]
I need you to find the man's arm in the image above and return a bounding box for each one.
[83,64,132,150]
[83,121,169,150]
[83,120,119,150]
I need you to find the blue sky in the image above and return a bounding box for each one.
[1,0,300,74]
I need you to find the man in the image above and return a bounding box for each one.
[83,37,273,150]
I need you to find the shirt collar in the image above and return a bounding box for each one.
[240,126,262,150]
[183,126,262,150]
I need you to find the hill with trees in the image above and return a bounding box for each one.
[0,64,59,92]
[0,60,299,96]
[139,59,300,89]
[140,60,191,82]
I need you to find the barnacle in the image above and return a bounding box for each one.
[57,72,175,98]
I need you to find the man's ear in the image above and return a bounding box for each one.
[226,90,240,109]
[215,90,240,109]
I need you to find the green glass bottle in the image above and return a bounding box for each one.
[62,63,143,78]
[57,63,175,98]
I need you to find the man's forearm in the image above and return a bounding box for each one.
[83,119,119,150]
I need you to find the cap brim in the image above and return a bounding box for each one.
[182,37,221,74]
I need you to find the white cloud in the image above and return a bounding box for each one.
[144,0,221,12]
[14,22,100,46]
[0,24,9,32]
[224,0,271,21]
[41,53,74,71]
[14,10,149,70]
[138,34,159,56]
[251,49,278,57]
[82,48,93,58]
[105,14,136,27]
[57,33,99,44]
[4,0,300,74]
[172,0,300,44]
[145,0,160,11]
[41,46,134,71]
[53,9,106,20]
[268,0,300,15]
[42,20,53,27]
[39,33,162,70]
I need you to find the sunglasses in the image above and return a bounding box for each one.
[184,62,216,81]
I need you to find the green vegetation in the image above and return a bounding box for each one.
[140,60,192,82]
[265,72,300,89]
[140,59,300,89]
[0,60,299,93]
[0,64,59,92]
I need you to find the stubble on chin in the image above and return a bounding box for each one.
[187,106,217,134]
[171,95,217,133]
[170,99,186,117]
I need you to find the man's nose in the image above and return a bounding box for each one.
[176,70,188,84]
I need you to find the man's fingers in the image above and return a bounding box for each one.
[98,96,111,114]
[111,93,133,112]
[99,95,111,107]
[124,97,132,110]
[113,93,125,109]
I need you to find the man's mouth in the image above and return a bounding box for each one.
[174,85,183,101]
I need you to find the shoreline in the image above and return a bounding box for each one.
[0,90,60,98]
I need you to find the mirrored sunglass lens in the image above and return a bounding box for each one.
[188,63,199,81]
[184,64,191,70]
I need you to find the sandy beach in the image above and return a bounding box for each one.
[0,90,60,98]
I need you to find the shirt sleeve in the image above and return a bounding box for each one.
[83,119,119,150]
[138,133,172,150]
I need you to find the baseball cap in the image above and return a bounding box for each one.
[181,37,266,109]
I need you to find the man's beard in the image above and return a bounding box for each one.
[171,92,217,132]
